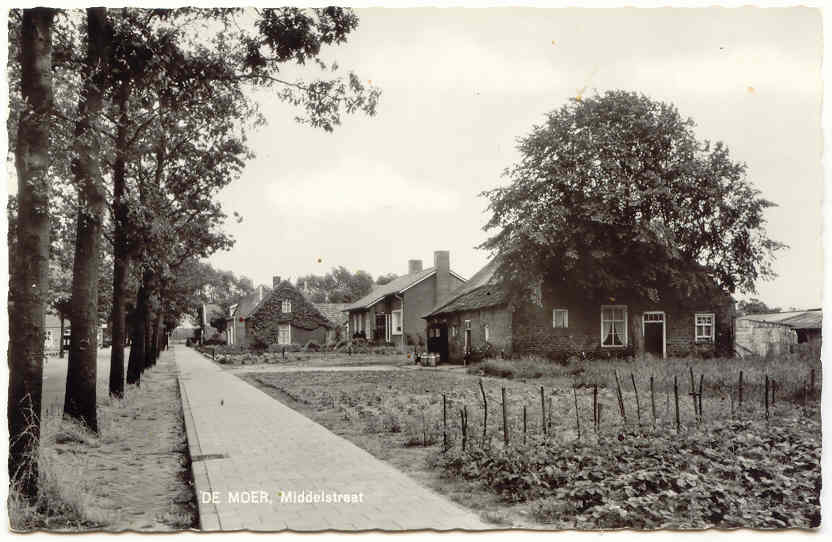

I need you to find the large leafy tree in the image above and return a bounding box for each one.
[481,91,784,304]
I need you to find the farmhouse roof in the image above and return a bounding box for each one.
[737,309,822,330]
[314,303,349,326]
[424,258,507,317]
[343,267,466,311]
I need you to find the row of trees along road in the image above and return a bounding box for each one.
[8,7,380,501]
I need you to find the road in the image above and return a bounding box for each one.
[42,347,115,419]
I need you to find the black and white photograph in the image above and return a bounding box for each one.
[2,0,825,534]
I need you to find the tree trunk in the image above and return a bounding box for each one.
[58,314,65,358]
[126,281,148,386]
[64,8,112,432]
[108,72,131,399]
[9,7,55,501]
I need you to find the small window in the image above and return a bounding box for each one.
[281,300,292,313]
[553,309,568,328]
[464,320,472,330]
[451,326,457,337]
[278,324,291,345]
[484,324,490,342]
[601,305,627,347]
[45,330,53,346]
[695,313,715,342]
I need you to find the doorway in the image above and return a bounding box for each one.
[642,312,666,358]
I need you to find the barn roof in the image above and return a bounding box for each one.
[424,258,507,317]
[738,309,822,330]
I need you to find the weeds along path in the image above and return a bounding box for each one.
[20,350,197,531]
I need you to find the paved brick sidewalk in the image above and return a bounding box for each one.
[175,345,491,531]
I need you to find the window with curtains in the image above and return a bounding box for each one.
[552,309,568,328]
[601,306,627,347]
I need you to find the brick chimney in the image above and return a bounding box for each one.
[408,259,423,275]
[272,275,281,289]
[434,250,451,304]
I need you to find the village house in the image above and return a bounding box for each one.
[424,257,735,363]
[343,251,466,348]
[313,303,349,344]
[735,309,822,358]
[227,276,334,348]
[44,314,105,354]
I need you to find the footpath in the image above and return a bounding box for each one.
[174,345,490,531]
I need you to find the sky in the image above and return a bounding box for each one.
[206,6,823,310]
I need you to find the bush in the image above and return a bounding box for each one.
[267,343,301,353]
[303,341,321,352]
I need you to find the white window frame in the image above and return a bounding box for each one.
[695,313,715,342]
[45,330,53,347]
[391,309,403,335]
[552,308,569,328]
[282,300,292,313]
[451,325,457,338]
[484,324,490,342]
[601,305,628,348]
[278,324,292,345]
[642,311,666,359]
[464,319,472,330]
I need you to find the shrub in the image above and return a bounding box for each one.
[303,341,321,352]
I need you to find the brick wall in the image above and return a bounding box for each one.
[512,283,734,359]
[427,305,512,362]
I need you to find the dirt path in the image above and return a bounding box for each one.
[31,349,197,531]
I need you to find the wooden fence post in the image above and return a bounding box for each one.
[650,375,656,427]
[548,396,553,434]
[573,383,581,440]
[540,386,546,436]
[738,370,744,411]
[479,379,488,446]
[593,383,599,433]
[674,375,680,433]
[461,406,467,451]
[523,405,527,446]
[764,375,770,421]
[689,367,698,420]
[631,373,641,425]
[442,393,448,451]
[502,386,509,446]
[614,371,627,423]
[698,374,704,424]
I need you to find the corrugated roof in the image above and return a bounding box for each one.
[343,267,438,311]
[425,258,506,317]
[314,303,349,326]
[738,309,822,330]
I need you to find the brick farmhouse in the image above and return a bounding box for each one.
[424,257,734,363]
[343,251,465,348]
[227,277,334,348]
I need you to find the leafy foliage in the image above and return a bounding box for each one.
[481,91,785,303]
[433,420,820,529]
[296,266,378,303]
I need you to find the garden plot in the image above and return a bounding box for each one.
[240,363,821,530]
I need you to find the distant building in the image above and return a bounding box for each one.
[227,277,333,348]
[44,314,104,354]
[313,303,349,344]
[343,251,466,348]
[735,309,822,357]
